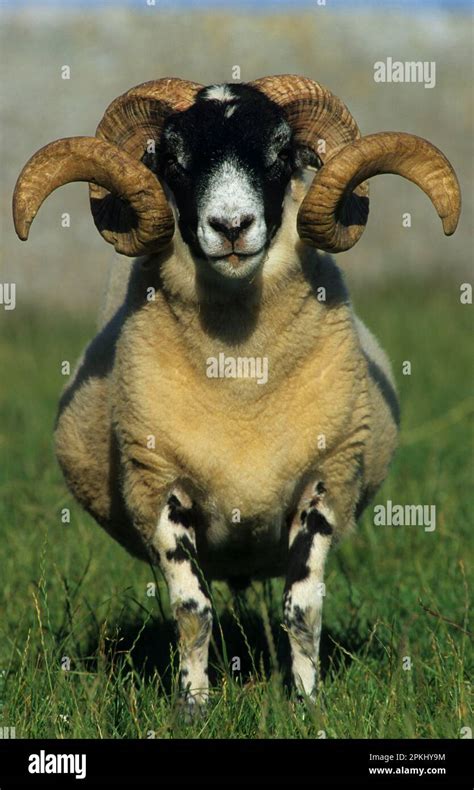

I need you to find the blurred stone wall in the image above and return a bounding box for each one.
[1,6,472,314]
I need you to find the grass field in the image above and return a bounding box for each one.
[0,280,472,739]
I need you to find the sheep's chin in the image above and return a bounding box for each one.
[206,250,266,280]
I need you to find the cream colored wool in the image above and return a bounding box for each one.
[55,176,398,577]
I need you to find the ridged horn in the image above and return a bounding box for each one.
[90,78,202,254]
[250,74,370,241]
[13,137,174,255]
[298,132,462,252]
[250,74,362,151]
[251,75,460,252]
[13,78,202,256]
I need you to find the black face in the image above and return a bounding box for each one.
[142,83,318,279]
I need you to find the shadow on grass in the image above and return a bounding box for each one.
[77,597,384,696]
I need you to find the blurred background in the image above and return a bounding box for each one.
[0,0,472,312]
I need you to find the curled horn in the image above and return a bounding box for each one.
[297,132,461,251]
[13,137,174,256]
[252,74,461,252]
[13,78,202,256]
[90,78,202,254]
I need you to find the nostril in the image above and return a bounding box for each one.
[240,215,255,232]
[208,214,255,242]
[208,218,228,235]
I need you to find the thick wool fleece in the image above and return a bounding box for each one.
[54,178,398,577]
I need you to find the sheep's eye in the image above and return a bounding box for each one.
[166,155,186,172]
[266,148,292,171]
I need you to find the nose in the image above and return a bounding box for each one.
[208,214,255,243]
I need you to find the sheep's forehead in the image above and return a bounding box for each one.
[201,84,240,121]
[201,84,237,103]
[164,83,292,169]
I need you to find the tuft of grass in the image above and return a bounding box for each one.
[0,279,472,738]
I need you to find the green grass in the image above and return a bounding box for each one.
[0,280,472,739]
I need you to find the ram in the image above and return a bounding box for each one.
[13,75,461,713]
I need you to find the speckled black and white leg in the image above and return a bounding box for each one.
[152,488,212,711]
[284,481,333,701]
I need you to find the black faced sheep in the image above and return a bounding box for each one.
[13,75,461,711]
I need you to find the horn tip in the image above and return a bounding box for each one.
[16,221,31,241]
[13,192,33,240]
[13,213,33,241]
[13,215,31,241]
[441,210,460,236]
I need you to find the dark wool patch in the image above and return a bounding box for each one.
[165,534,197,564]
[306,509,333,537]
[285,604,314,654]
[179,600,212,619]
[284,530,313,591]
[179,598,199,612]
[289,603,311,632]
[286,508,333,591]
[167,495,194,528]
[166,538,210,600]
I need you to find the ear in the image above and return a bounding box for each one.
[294,144,322,172]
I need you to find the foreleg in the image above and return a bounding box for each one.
[284,480,333,700]
[151,489,212,710]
